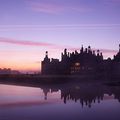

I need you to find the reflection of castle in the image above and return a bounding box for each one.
[41,82,120,108]
[41,45,120,76]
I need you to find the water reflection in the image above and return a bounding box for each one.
[0,82,120,108]
[0,84,61,107]
[0,82,120,120]
[40,82,120,108]
[0,82,120,107]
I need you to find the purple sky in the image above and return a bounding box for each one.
[0,0,120,72]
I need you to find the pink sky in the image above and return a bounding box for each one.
[0,37,118,72]
[0,0,120,72]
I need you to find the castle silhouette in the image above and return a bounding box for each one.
[41,45,120,77]
[41,82,120,108]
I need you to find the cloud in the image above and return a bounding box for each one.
[103,0,120,5]
[0,37,56,47]
[98,48,117,54]
[0,37,118,57]
[26,1,92,14]
[28,1,63,14]
[0,24,120,31]
[105,0,120,3]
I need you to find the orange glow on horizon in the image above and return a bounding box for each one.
[0,50,116,72]
[0,42,117,72]
[0,47,62,72]
[0,62,41,72]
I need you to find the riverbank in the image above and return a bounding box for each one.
[0,74,120,87]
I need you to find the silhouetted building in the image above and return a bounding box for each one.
[0,68,20,75]
[41,45,104,75]
[41,45,120,76]
[0,68,11,74]
[112,44,120,77]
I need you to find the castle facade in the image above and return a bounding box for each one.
[41,45,120,76]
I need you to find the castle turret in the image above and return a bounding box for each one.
[100,52,103,60]
[88,46,92,54]
[45,51,48,58]
[62,49,68,61]
[97,50,100,56]
[44,51,50,62]
[93,50,95,55]
[85,48,88,53]
[80,45,84,53]
[75,50,78,55]
[64,48,67,55]
[119,44,120,53]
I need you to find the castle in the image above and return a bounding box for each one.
[41,45,120,77]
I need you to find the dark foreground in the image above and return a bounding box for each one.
[0,75,120,120]
[0,74,120,84]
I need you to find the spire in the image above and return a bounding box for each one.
[45,51,48,58]
[64,48,67,55]
[93,50,95,55]
[88,46,91,53]
[85,48,88,53]
[80,45,84,53]
[100,52,103,60]
[44,51,50,62]
[97,50,100,56]
[88,46,91,49]
[43,89,49,100]
[119,44,120,52]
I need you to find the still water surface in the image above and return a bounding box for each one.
[0,82,120,120]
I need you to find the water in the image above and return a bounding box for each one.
[0,82,120,120]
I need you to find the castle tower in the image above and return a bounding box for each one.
[45,51,48,58]
[93,50,95,55]
[61,49,68,61]
[88,46,91,53]
[64,48,67,55]
[100,52,103,60]
[80,45,84,53]
[44,51,50,62]
[97,50,100,56]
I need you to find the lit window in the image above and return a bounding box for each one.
[75,63,80,66]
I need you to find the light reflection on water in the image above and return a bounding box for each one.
[0,82,120,120]
[0,84,61,107]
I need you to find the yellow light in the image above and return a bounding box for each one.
[75,63,80,66]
